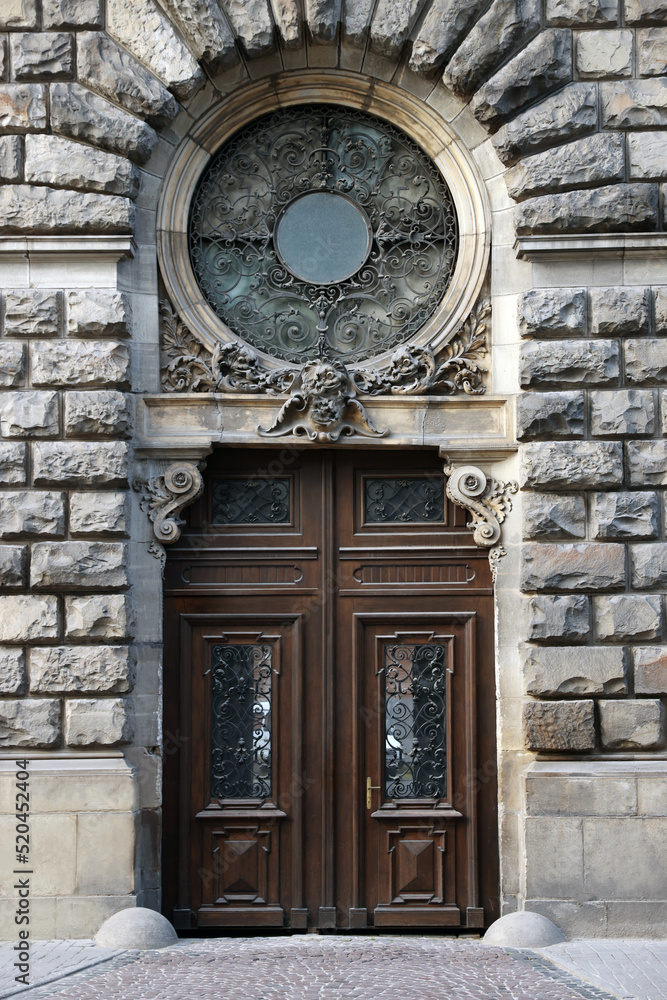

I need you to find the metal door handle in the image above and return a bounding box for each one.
[366,776,381,809]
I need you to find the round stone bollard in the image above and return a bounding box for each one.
[95,907,179,949]
[483,911,566,948]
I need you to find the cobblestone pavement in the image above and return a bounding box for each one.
[536,940,667,1000]
[0,940,121,999]
[1,936,624,1000]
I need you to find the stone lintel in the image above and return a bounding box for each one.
[515,232,667,260]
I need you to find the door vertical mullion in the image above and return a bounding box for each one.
[319,452,336,925]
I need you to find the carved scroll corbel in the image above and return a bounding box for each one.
[444,463,518,549]
[135,462,204,543]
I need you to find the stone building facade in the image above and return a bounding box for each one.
[0,0,666,939]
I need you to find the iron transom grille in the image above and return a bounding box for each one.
[365,477,445,523]
[211,477,291,524]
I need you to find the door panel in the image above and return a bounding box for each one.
[163,448,498,931]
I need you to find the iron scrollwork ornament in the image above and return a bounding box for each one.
[134,461,204,543]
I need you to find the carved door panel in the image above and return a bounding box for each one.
[163,448,498,930]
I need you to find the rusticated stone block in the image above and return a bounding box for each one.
[43,0,102,28]
[409,0,488,74]
[521,441,623,490]
[0,84,46,133]
[515,183,659,235]
[24,135,138,199]
[638,27,667,75]
[506,132,624,201]
[634,646,667,694]
[64,391,131,437]
[0,185,133,236]
[524,699,596,751]
[627,441,667,486]
[590,389,655,436]
[219,0,274,55]
[50,83,159,166]
[11,32,74,81]
[0,594,58,642]
[590,491,658,539]
[158,0,237,71]
[32,442,128,487]
[0,136,22,181]
[65,594,132,640]
[0,443,26,485]
[527,594,590,641]
[0,699,60,748]
[628,131,667,180]
[520,339,619,387]
[631,542,667,588]
[625,0,667,23]
[524,645,626,696]
[576,29,633,77]
[66,290,131,338]
[602,79,667,128]
[523,493,586,540]
[472,29,572,130]
[0,545,27,588]
[519,287,587,338]
[30,645,133,693]
[65,696,133,746]
[69,492,128,536]
[655,288,667,332]
[0,343,25,387]
[77,31,178,129]
[595,594,662,641]
[0,490,65,538]
[600,699,663,749]
[0,648,25,694]
[3,289,62,336]
[522,542,626,592]
[0,391,59,438]
[492,83,597,166]
[516,392,585,439]
[31,341,130,388]
[547,0,618,23]
[0,1,38,29]
[30,541,128,591]
[625,339,667,384]
[589,287,650,335]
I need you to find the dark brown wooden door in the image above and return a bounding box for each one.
[163,448,498,931]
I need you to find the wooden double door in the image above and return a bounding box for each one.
[163,448,498,931]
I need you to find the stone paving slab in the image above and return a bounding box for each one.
[0,936,623,1000]
[0,939,121,999]
[536,940,667,1000]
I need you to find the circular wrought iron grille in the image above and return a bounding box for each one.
[189,104,459,365]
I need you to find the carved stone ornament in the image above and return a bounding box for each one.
[134,462,204,543]
[443,463,518,549]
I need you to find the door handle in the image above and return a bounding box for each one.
[366,776,381,810]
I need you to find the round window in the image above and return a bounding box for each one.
[188,105,459,366]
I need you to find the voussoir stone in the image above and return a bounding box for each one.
[218,0,274,56]
[11,31,73,81]
[65,696,133,746]
[31,341,130,388]
[77,31,178,129]
[590,389,656,436]
[0,594,58,642]
[625,339,667,384]
[69,492,128,536]
[0,491,65,538]
[409,0,488,74]
[516,392,585,439]
[637,27,667,76]
[0,545,27,588]
[576,28,633,78]
[601,78,667,128]
[24,134,138,199]
[0,84,46,133]
[0,185,133,235]
[589,287,650,335]
[50,82,159,166]
[0,391,59,437]
[547,0,618,24]
[3,289,62,336]
[43,0,102,29]
[306,0,340,43]
[628,131,667,180]
[30,540,128,590]
[505,132,624,201]
[522,542,626,592]
[634,646,667,694]
[520,339,619,387]
[0,648,26,694]
[66,290,131,338]
[590,491,659,539]
[524,699,596,751]
[30,644,133,692]
[515,183,659,235]
[628,441,667,486]
[65,594,132,640]
[32,441,129,487]
[521,441,623,490]
[0,443,26,485]
[527,594,590,641]
[596,593,662,641]
[524,645,626,696]
[472,28,572,131]
[519,288,587,338]
[0,699,60,748]
[631,542,667,588]
[625,0,667,23]
[522,493,586,540]
[600,698,663,750]
[64,391,132,437]
[0,343,25,387]
[492,83,597,165]
[369,0,427,59]
[0,135,22,181]
[159,0,238,68]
